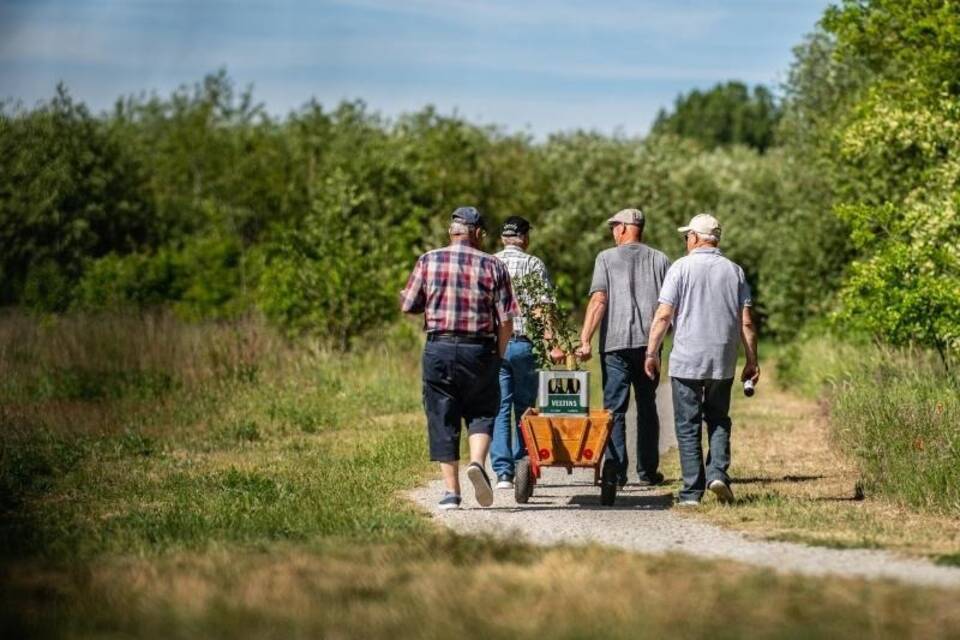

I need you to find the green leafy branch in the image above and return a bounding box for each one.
[513,272,580,370]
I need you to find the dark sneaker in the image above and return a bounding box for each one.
[466,462,494,507]
[708,479,735,504]
[496,475,514,490]
[636,472,665,487]
[438,491,461,510]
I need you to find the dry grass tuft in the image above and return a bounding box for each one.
[5,540,960,639]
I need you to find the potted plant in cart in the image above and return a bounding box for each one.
[510,274,618,506]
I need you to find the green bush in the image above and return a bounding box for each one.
[257,170,415,346]
[74,250,184,310]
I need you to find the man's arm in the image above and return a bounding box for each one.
[497,319,514,359]
[740,306,760,383]
[493,261,519,359]
[399,258,426,314]
[576,290,607,362]
[644,303,674,379]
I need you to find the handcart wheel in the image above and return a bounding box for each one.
[515,457,534,503]
[600,459,618,506]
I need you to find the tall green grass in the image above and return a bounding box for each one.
[5,314,960,640]
[777,337,960,515]
[0,312,429,559]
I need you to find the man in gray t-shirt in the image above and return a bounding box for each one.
[577,208,670,487]
[645,213,760,505]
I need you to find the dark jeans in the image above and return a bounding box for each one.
[422,340,500,462]
[491,338,536,478]
[671,377,733,501]
[601,348,660,484]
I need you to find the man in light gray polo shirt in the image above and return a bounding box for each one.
[644,213,759,505]
[577,208,671,487]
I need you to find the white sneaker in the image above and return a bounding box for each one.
[466,462,494,507]
[708,479,735,504]
[496,476,514,490]
[676,499,700,507]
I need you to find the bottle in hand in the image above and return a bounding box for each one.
[743,379,755,397]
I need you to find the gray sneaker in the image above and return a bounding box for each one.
[466,462,494,507]
[438,491,461,510]
[708,479,735,504]
[636,472,665,488]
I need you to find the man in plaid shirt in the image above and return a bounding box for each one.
[401,206,519,510]
[491,215,562,489]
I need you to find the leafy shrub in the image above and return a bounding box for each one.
[74,234,256,320]
[821,1,960,362]
[257,170,414,347]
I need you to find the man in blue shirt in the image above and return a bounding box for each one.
[644,213,760,505]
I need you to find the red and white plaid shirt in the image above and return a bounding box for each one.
[401,241,518,335]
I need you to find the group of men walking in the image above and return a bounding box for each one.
[401,205,759,510]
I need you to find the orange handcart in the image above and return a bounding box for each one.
[516,408,618,506]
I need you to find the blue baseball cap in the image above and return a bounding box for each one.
[451,206,486,229]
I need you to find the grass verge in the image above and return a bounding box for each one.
[664,349,960,558]
[2,314,959,638]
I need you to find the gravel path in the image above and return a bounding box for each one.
[408,388,960,590]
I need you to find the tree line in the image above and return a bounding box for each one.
[1,0,957,358]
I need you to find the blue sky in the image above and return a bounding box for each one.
[0,0,830,136]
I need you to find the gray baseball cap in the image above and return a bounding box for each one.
[606,208,645,227]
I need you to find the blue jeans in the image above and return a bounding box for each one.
[671,377,733,501]
[491,338,537,478]
[601,348,660,484]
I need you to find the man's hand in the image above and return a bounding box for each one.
[644,352,660,380]
[575,341,592,362]
[740,361,760,384]
[645,303,673,380]
[549,347,566,364]
[578,291,606,364]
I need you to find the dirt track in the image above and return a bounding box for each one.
[409,385,960,590]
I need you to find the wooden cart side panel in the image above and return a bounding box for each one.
[519,409,542,478]
[523,411,613,465]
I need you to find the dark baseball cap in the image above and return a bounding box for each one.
[500,215,531,237]
[451,206,485,229]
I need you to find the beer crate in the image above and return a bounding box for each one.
[537,370,589,416]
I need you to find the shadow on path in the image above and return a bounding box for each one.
[735,474,825,484]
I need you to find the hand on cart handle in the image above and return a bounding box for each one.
[574,341,592,362]
[549,346,567,365]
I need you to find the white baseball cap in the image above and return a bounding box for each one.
[678,213,721,238]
